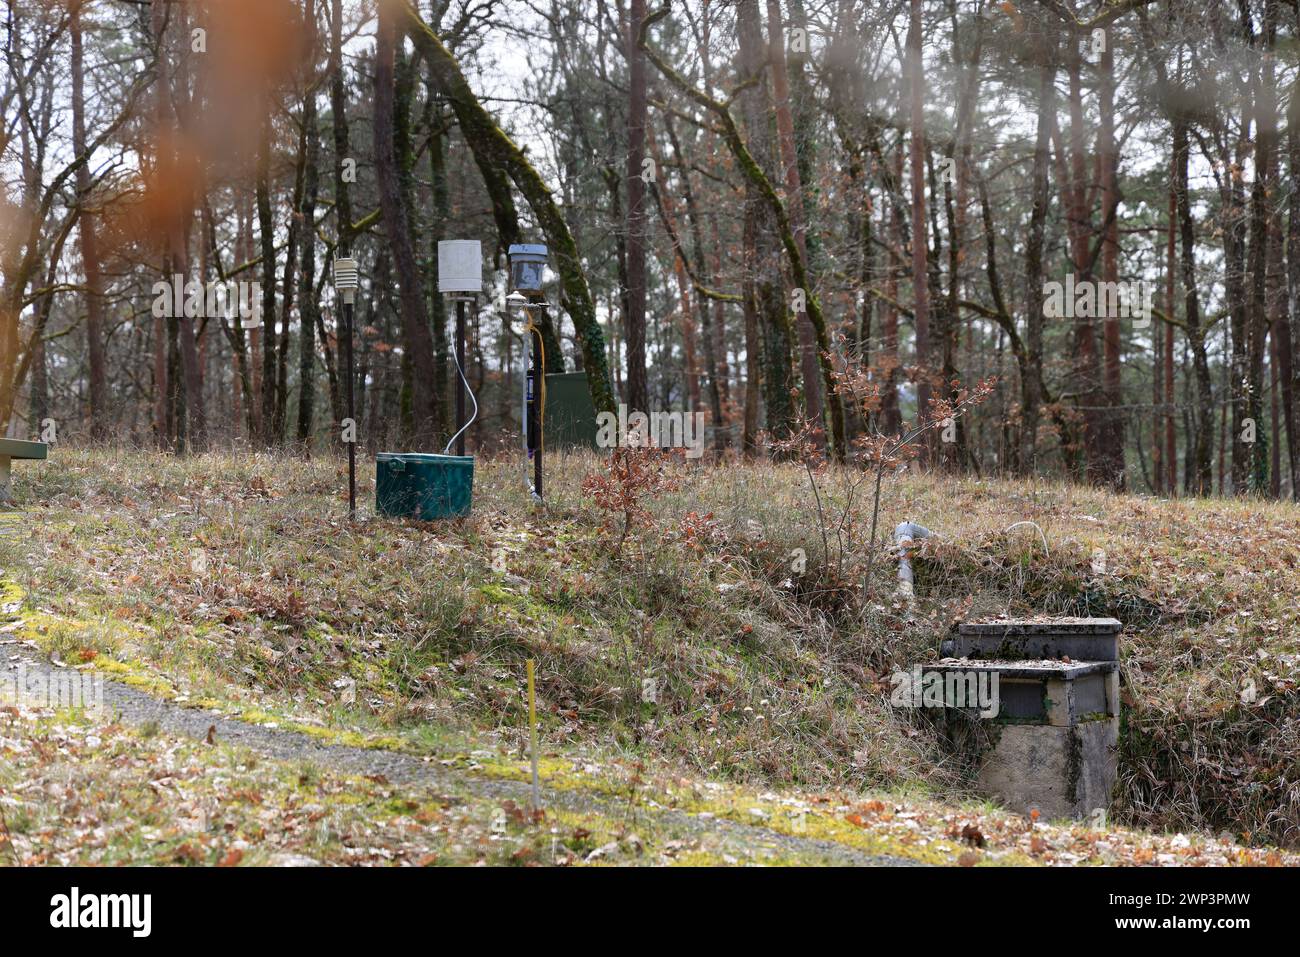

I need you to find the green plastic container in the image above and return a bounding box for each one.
[375,453,473,520]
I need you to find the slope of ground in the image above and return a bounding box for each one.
[1,448,1297,851]
[2,636,1288,867]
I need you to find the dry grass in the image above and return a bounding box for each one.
[2,447,1297,845]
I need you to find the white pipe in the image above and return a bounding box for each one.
[1004,520,1049,557]
[894,522,933,598]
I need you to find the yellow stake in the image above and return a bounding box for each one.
[527,659,540,813]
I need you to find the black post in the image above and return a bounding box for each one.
[345,298,356,518]
[533,326,543,500]
[455,297,466,457]
[526,328,536,492]
[524,325,543,501]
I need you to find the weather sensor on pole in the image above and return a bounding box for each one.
[333,256,359,517]
[373,242,480,522]
[507,244,549,502]
[439,240,482,457]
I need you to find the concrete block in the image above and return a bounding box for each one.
[923,617,1122,822]
[942,617,1120,662]
[1044,678,1071,727]
[973,721,1118,821]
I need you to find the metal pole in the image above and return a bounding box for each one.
[527,658,540,813]
[527,332,536,487]
[455,298,466,457]
[345,298,356,518]
[533,327,543,500]
[522,313,531,485]
[525,323,543,502]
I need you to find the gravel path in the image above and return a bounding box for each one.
[4,637,917,866]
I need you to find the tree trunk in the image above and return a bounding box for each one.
[766,0,824,450]
[151,0,172,448]
[429,118,452,439]
[174,2,203,452]
[403,1,615,416]
[1173,120,1214,494]
[1244,0,1279,493]
[256,114,279,446]
[734,0,793,444]
[1268,189,1289,496]
[27,332,47,440]
[664,113,725,452]
[881,145,903,437]
[906,0,931,448]
[297,87,320,445]
[330,0,353,255]
[1098,36,1125,489]
[624,0,649,414]
[1019,32,1055,474]
[71,3,107,442]
[1287,23,1300,498]
[1064,45,1102,482]
[276,96,310,445]
[647,125,700,412]
[1165,181,1177,495]
[375,0,440,446]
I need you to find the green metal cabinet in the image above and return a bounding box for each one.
[543,372,599,450]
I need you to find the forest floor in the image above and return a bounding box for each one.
[0,448,1297,866]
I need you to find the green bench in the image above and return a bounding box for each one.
[0,438,47,504]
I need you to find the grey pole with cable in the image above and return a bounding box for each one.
[455,298,467,456]
[439,241,482,456]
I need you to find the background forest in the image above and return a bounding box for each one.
[5,0,1300,865]
[2,0,1298,499]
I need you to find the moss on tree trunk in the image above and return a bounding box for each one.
[401,1,614,416]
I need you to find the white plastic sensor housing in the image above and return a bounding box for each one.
[333,257,359,304]
[438,240,483,294]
